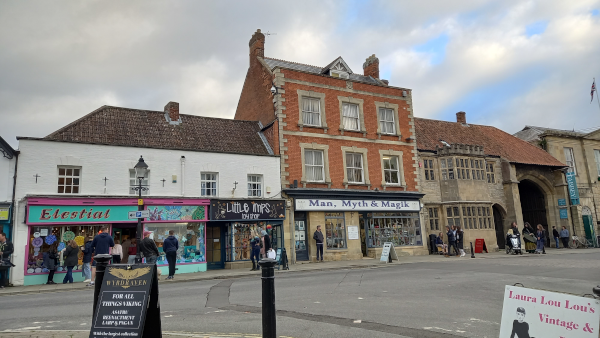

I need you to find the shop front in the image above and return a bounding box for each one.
[24,197,209,285]
[207,199,286,270]
[284,189,427,262]
[0,203,10,238]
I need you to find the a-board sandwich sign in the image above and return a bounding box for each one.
[380,242,399,263]
[499,285,600,338]
[90,264,161,338]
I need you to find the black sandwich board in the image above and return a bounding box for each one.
[90,264,162,338]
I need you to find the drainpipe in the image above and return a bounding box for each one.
[180,156,186,196]
[9,151,19,240]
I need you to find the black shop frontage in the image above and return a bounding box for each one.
[206,199,286,270]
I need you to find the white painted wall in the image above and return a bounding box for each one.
[11,139,281,285]
[0,151,15,204]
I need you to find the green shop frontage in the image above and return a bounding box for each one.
[22,197,209,286]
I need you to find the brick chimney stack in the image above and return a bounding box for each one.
[165,101,179,122]
[456,111,466,124]
[363,54,380,79]
[249,29,265,64]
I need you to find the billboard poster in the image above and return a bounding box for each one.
[499,285,600,338]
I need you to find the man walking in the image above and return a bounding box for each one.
[0,232,14,289]
[313,225,324,262]
[552,226,560,249]
[139,231,159,265]
[87,226,114,287]
[446,226,458,256]
[163,230,179,280]
[560,226,570,248]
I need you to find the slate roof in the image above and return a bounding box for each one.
[21,106,274,156]
[414,118,566,167]
[514,125,587,143]
[263,57,381,85]
[0,135,16,159]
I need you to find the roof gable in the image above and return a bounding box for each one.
[583,128,600,140]
[321,57,353,74]
[0,135,16,159]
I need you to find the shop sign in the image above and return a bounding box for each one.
[210,200,286,220]
[557,198,566,206]
[28,205,139,224]
[146,205,205,221]
[499,285,600,338]
[0,208,8,221]
[295,199,420,211]
[566,172,580,205]
[559,209,568,219]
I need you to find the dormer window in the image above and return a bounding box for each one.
[329,60,350,79]
[330,70,349,79]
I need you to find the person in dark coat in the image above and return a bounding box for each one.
[81,236,93,282]
[139,231,159,265]
[262,229,271,253]
[313,226,324,262]
[88,226,114,287]
[446,226,458,256]
[163,230,179,280]
[63,240,79,284]
[535,224,546,254]
[43,243,58,284]
[456,226,465,257]
[552,226,560,249]
[0,232,14,288]
[250,236,261,271]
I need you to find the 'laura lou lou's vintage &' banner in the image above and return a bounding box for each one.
[295,199,420,212]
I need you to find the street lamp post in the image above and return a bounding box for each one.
[133,156,149,264]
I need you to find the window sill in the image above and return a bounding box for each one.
[298,124,328,133]
[343,182,372,190]
[339,128,367,137]
[301,180,332,188]
[377,132,402,140]
[382,184,406,191]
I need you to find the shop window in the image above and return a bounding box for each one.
[346,153,364,184]
[145,222,206,265]
[200,172,218,196]
[26,225,105,274]
[325,212,346,249]
[57,166,81,194]
[129,169,149,195]
[367,212,422,247]
[423,159,435,181]
[383,156,400,184]
[247,175,262,197]
[305,149,325,182]
[302,97,322,127]
[225,222,282,262]
[428,207,439,230]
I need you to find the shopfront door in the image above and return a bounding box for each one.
[206,225,225,269]
[294,212,308,261]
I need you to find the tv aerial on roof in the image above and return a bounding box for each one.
[265,31,277,37]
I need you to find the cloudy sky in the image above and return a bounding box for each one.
[1,0,599,148]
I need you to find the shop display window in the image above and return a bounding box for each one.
[325,213,346,249]
[145,222,205,265]
[27,224,105,274]
[367,212,422,247]
[226,222,282,261]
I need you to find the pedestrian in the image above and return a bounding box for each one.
[435,232,448,255]
[262,229,272,257]
[139,231,159,265]
[43,243,58,285]
[560,226,570,248]
[511,222,522,249]
[81,236,93,283]
[87,226,114,287]
[0,232,14,289]
[535,224,545,254]
[446,225,458,256]
[121,237,131,263]
[313,225,324,262]
[62,240,79,284]
[522,222,535,253]
[112,239,123,264]
[250,235,261,271]
[552,226,560,249]
[456,225,466,257]
[163,230,179,280]
[127,238,137,264]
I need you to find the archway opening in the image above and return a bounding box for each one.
[493,204,506,249]
[518,179,549,246]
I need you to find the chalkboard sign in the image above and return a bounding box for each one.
[380,242,398,263]
[90,264,161,338]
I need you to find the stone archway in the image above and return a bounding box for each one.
[493,204,507,249]
[518,179,549,246]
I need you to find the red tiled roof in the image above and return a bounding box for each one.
[414,118,566,167]
[37,106,273,156]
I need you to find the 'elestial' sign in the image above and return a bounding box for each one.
[28,205,139,224]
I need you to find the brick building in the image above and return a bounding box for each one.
[416,113,568,252]
[235,29,426,262]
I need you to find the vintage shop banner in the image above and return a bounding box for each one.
[499,285,599,338]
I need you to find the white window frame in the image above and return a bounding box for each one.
[304,149,325,183]
[300,143,331,187]
[341,102,360,131]
[374,101,401,138]
[297,90,327,131]
[247,175,262,197]
[564,147,577,175]
[379,149,406,188]
[342,146,371,188]
[129,169,149,195]
[337,96,365,135]
[346,152,364,184]
[301,97,322,127]
[200,172,218,197]
[57,166,81,194]
[382,156,400,184]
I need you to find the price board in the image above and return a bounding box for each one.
[380,242,399,263]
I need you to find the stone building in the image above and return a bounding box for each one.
[235,29,427,262]
[416,113,568,251]
[515,125,600,245]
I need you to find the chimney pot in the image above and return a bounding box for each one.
[363,54,380,79]
[249,29,266,63]
[456,111,466,124]
[165,101,180,122]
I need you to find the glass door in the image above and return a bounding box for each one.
[294,212,308,261]
[206,225,224,269]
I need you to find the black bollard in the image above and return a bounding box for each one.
[470,242,475,258]
[259,258,277,338]
[593,286,600,298]
[92,254,113,319]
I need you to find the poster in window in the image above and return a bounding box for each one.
[347,226,359,240]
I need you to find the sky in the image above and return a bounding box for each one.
[1,0,600,149]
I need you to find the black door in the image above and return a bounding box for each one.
[519,180,549,246]
[493,205,505,249]
[295,212,309,261]
[206,224,225,269]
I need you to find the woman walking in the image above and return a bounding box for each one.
[112,239,123,264]
[44,244,58,284]
[522,222,536,253]
[63,240,79,283]
[535,224,546,254]
[456,226,466,257]
[127,238,137,264]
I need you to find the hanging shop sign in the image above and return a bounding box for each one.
[210,200,286,220]
[566,172,580,205]
[499,285,599,338]
[295,199,420,212]
[28,205,139,224]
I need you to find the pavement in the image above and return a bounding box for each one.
[0,330,273,338]
[1,246,595,297]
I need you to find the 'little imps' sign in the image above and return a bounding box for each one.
[499,285,599,338]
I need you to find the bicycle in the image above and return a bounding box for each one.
[569,236,591,249]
